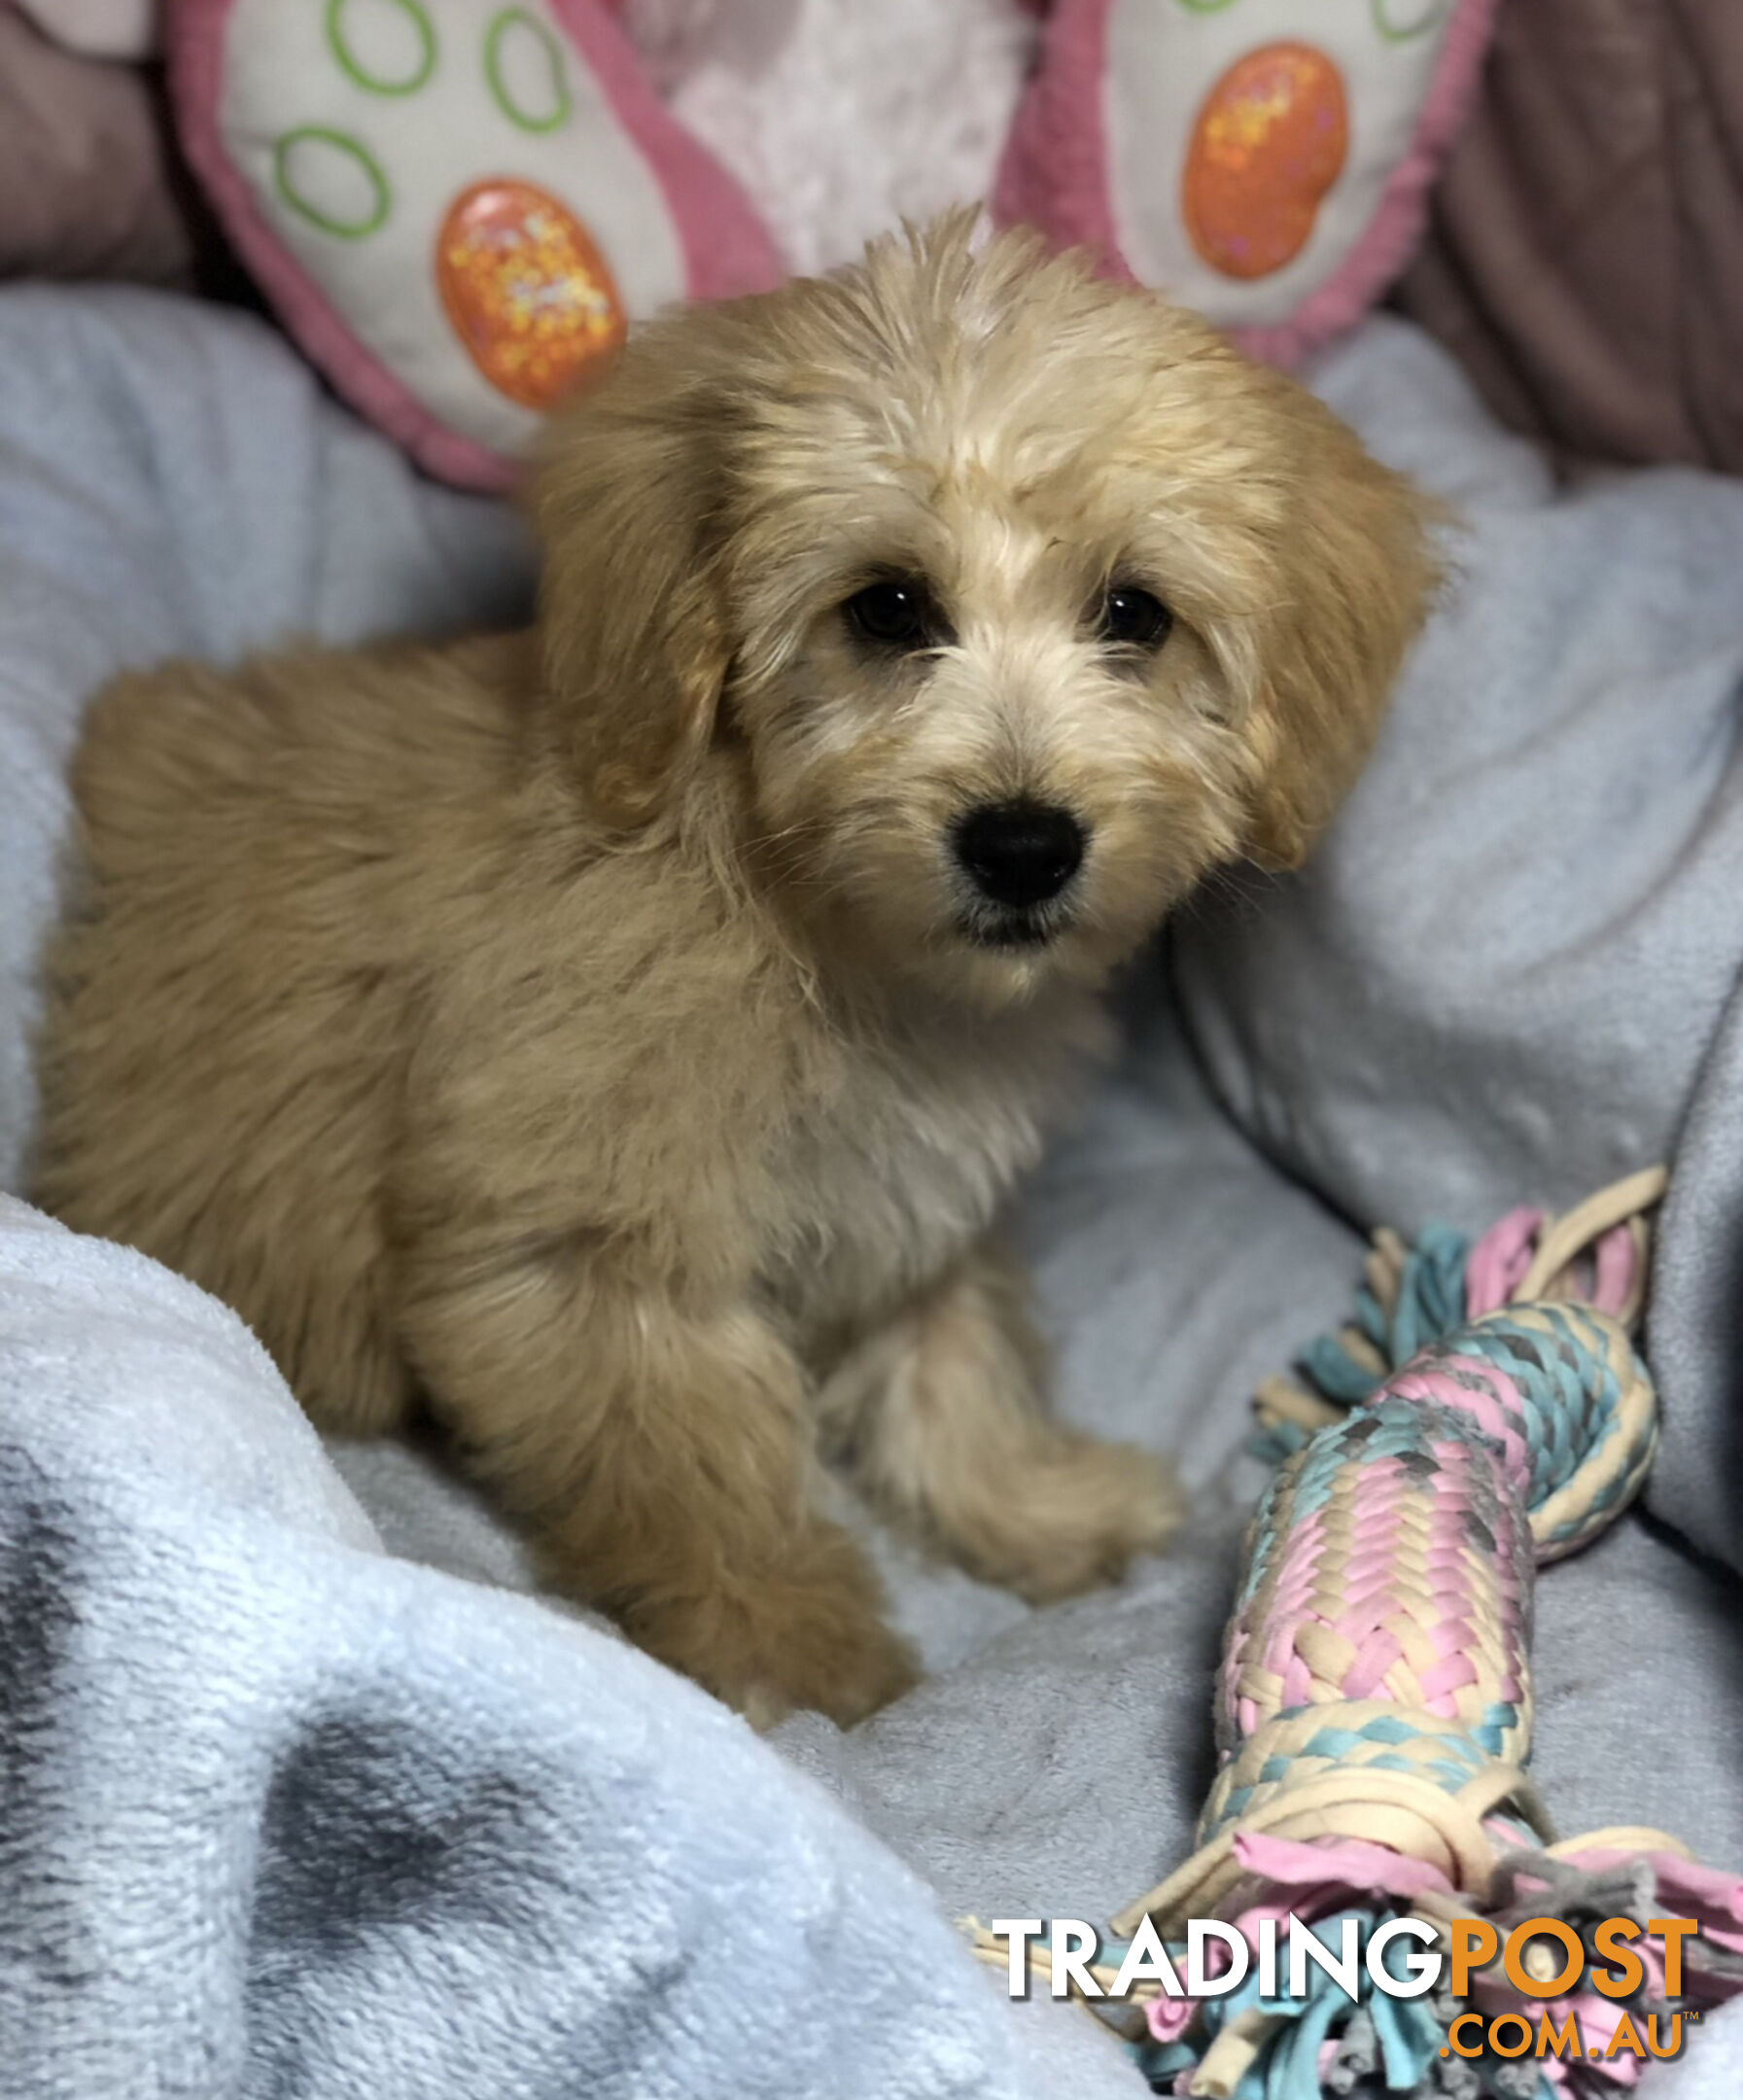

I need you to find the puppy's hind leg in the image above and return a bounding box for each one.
[399,1224,918,1728]
[821,1241,1184,1602]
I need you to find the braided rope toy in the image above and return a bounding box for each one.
[974,1169,1743,2096]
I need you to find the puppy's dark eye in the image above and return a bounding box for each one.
[1098,583,1173,650]
[844,578,935,650]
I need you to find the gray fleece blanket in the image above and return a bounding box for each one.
[2,286,1741,2099]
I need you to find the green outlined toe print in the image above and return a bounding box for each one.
[325,0,436,95]
[273,126,392,237]
[1371,0,1448,40]
[484,8,573,134]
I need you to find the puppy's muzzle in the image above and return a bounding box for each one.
[954,801,1084,911]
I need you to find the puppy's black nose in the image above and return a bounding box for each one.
[955,801,1085,909]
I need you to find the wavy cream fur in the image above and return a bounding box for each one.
[33,223,1435,1724]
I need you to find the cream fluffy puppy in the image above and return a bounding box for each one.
[33,221,1436,1725]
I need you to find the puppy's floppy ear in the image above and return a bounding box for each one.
[1239,394,1441,870]
[532,321,737,826]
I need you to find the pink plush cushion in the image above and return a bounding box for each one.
[168,0,780,489]
[994,0,1498,366]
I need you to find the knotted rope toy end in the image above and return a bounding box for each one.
[981,1169,1743,2096]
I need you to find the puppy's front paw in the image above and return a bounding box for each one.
[630,1528,919,1730]
[959,1432,1184,1604]
[732,1602,920,1734]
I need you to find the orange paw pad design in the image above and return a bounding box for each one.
[1183,42,1349,282]
[436,178,625,410]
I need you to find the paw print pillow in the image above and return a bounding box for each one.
[169,0,780,489]
[995,0,1498,366]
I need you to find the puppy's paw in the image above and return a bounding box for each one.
[631,1528,919,1730]
[957,1432,1185,1604]
[732,1603,921,1733]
